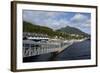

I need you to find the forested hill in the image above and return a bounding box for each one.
[23,21,89,39]
[23,21,56,37]
[56,26,89,37]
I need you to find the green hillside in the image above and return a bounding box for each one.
[57,26,90,37]
[23,21,89,39]
[23,21,57,37]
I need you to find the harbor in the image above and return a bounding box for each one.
[23,32,90,62]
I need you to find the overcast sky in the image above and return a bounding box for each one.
[23,10,91,34]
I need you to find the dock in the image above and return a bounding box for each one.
[23,32,83,57]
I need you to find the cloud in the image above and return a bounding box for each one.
[71,13,88,22]
[23,10,69,30]
[69,13,91,34]
[70,13,91,27]
[47,19,69,30]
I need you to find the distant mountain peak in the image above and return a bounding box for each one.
[56,25,89,37]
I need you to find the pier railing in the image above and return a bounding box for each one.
[23,40,73,57]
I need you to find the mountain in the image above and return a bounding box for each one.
[56,26,89,37]
[23,21,89,39]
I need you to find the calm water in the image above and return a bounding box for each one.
[23,39,91,62]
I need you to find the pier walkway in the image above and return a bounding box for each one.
[23,40,73,57]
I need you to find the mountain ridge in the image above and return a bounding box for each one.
[23,21,89,39]
[56,26,89,37]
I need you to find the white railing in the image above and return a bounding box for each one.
[23,40,73,57]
